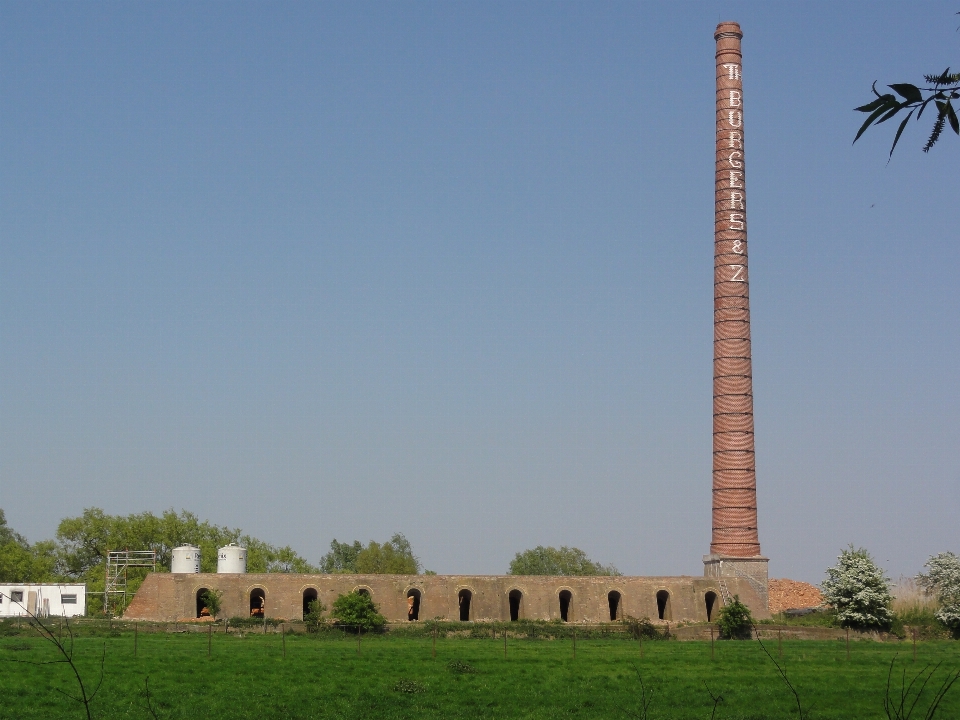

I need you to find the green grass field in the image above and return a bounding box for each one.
[1,623,958,719]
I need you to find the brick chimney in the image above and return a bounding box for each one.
[704,22,768,606]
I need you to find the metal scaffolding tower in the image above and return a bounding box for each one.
[104,550,156,616]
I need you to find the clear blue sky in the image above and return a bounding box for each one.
[1,1,956,583]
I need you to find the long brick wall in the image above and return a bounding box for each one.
[124,573,769,624]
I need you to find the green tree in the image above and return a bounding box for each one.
[821,545,894,630]
[55,507,318,614]
[303,598,328,633]
[200,589,223,620]
[331,591,386,630]
[715,595,753,639]
[320,534,422,574]
[508,545,620,576]
[917,551,960,630]
[0,509,23,546]
[0,510,57,583]
[854,14,959,156]
[354,533,421,574]
[243,539,318,574]
[319,539,363,573]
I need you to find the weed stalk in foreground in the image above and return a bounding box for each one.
[143,676,161,719]
[620,662,656,719]
[753,623,806,720]
[703,681,724,720]
[883,655,960,720]
[0,590,106,720]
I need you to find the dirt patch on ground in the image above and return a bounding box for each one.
[768,579,823,614]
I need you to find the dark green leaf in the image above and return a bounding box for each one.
[888,109,914,158]
[875,104,903,125]
[889,84,922,104]
[947,101,960,135]
[917,97,933,120]
[854,99,897,143]
[855,96,888,113]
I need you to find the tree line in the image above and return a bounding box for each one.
[317,539,620,577]
[0,507,620,614]
[0,508,320,613]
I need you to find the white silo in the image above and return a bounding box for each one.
[171,545,201,573]
[217,543,247,574]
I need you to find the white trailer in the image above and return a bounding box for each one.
[0,584,86,618]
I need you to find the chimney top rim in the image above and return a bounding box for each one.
[714,21,743,41]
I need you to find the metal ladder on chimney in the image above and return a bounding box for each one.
[717,576,733,606]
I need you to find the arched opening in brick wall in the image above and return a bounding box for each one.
[608,591,622,621]
[357,588,370,598]
[705,591,718,622]
[458,589,471,621]
[407,589,421,621]
[302,588,318,619]
[250,588,266,617]
[559,590,573,622]
[196,588,210,618]
[508,590,522,621]
[656,590,672,621]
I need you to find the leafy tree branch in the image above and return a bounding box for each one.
[854,13,960,156]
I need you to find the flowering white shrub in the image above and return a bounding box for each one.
[821,545,893,629]
[917,552,960,630]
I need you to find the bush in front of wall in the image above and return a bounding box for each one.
[303,599,327,633]
[331,591,386,631]
[716,595,753,639]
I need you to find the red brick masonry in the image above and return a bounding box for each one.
[712,21,761,557]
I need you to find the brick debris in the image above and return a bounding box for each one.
[767,578,823,614]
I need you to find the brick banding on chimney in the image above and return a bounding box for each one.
[711,22,760,558]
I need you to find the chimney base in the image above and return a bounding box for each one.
[703,554,769,609]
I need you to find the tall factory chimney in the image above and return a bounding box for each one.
[704,22,768,607]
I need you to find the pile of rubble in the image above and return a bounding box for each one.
[768,578,823,614]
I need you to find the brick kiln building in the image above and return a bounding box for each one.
[125,573,767,624]
[125,22,769,626]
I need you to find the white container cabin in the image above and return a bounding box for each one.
[0,584,87,617]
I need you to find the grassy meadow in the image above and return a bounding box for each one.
[0,621,958,719]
